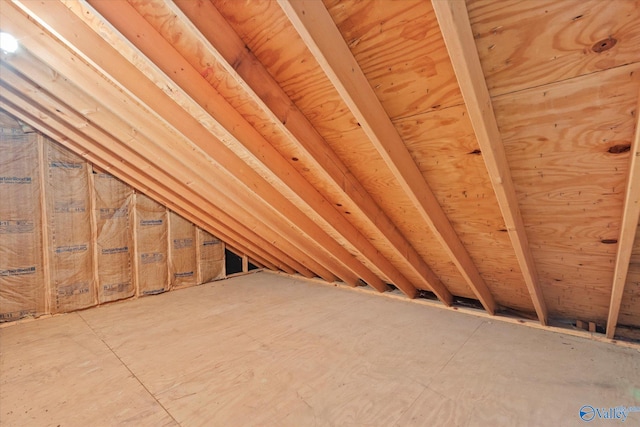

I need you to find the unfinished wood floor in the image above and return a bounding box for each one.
[1,272,639,426]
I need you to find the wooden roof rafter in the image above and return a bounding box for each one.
[606,90,640,339]
[431,0,548,325]
[62,0,385,292]
[278,0,497,314]
[0,93,286,275]
[0,55,307,277]
[83,0,437,297]
[16,0,396,290]
[2,54,318,277]
[169,0,453,305]
[162,0,453,303]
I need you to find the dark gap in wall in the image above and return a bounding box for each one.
[415,289,438,300]
[614,324,640,344]
[225,249,242,275]
[453,296,485,310]
[496,306,538,321]
[248,261,259,271]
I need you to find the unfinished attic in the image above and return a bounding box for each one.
[1,0,639,425]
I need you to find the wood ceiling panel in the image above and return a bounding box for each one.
[467,0,640,97]
[215,0,541,310]
[396,105,534,313]
[117,1,449,297]
[311,114,473,297]
[280,0,503,312]
[129,0,432,294]
[494,63,639,320]
[536,253,614,323]
[321,128,474,299]
[323,0,463,120]
[213,0,333,116]
[212,0,478,299]
[432,0,548,322]
[201,3,383,275]
[71,0,397,291]
[99,0,457,302]
[5,0,351,283]
[316,122,472,297]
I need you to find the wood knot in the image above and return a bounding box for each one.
[468,149,482,155]
[592,37,617,53]
[608,144,631,154]
[601,239,618,244]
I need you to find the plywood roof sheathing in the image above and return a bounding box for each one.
[431,0,548,324]
[279,0,497,313]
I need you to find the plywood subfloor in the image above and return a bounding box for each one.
[1,272,639,426]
